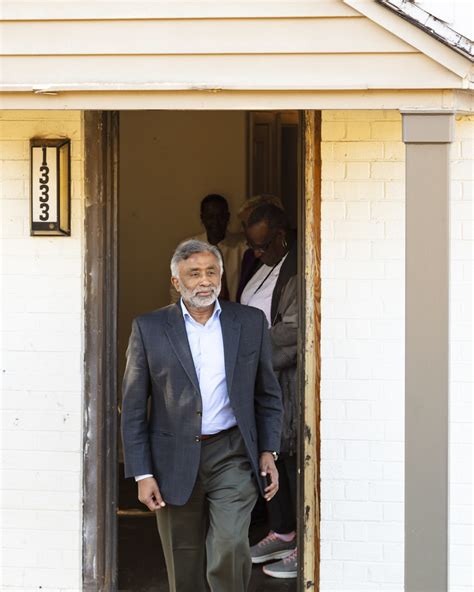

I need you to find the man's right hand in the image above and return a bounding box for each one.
[137,477,166,511]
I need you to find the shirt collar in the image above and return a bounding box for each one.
[180,298,221,323]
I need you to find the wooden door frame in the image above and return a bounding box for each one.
[82,109,321,591]
[83,111,119,591]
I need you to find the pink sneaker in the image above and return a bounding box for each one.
[250,532,296,564]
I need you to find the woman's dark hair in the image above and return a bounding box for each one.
[247,203,289,232]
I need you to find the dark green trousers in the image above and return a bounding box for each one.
[155,427,259,592]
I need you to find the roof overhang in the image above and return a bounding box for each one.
[344,0,473,81]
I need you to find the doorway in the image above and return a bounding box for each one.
[82,110,321,591]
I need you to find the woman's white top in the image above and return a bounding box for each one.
[240,254,287,327]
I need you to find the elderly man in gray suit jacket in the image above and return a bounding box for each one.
[121,239,283,592]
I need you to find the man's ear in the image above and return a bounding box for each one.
[171,276,181,293]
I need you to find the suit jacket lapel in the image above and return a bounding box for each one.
[165,304,201,395]
[220,302,241,399]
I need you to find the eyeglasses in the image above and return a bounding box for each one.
[247,234,276,254]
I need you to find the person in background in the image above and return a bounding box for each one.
[170,194,246,303]
[240,204,299,579]
[235,194,284,303]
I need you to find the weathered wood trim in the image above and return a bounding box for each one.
[83,111,119,591]
[301,110,321,590]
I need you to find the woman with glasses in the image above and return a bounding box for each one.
[240,204,299,580]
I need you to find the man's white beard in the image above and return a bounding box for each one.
[178,281,221,309]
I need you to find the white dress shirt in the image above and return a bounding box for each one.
[136,298,237,481]
[240,255,287,327]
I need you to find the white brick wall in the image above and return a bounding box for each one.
[449,115,473,592]
[320,110,474,591]
[0,108,471,591]
[0,111,84,591]
[320,109,405,592]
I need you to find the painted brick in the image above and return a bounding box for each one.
[370,161,404,180]
[368,523,403,543]
[322,121,346,141]
[321,440,345,461]
[334,142,384,161]
[346,201,370,220]
[452,160,474,180]
[345,122,371,141]
[383,142,405,161]
[0,140,30,160]
[323,420,384,441]
[0,111,83,590]
[323,110,387,122]
[322,201,346,220]
[320,560,344,582]
[332,502,384,522]
[345,240,372,260]
[345,161,371,179]
[344,441,370,461]
[333,541,383,562]
[345,279,371,299]
[322,161,346,180]
[333,180,384,200]
[346,401,371,420]
[384,180,404,200]
[334,221,385,240]
[321,478,346,500]
[345,320,371,339]
[371,122,401,141]
[345,482,370,502]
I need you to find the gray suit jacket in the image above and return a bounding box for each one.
[121,300,283,506]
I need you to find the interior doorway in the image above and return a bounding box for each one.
[82,109,321,592]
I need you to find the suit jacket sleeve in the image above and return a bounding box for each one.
[254,310,283,454]
[121,318,153,478]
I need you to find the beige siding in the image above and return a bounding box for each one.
[0,18,415,55]
[0,54,462,90]
[0,1,359,20]
[0,1,467,94]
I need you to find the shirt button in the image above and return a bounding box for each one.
[196,411,202,416]
[195,436,201,442]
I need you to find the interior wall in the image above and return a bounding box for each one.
[118,110,247,379]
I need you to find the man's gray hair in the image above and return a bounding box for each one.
[170,239,223,278]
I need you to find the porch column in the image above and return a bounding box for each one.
[402,112,454,592]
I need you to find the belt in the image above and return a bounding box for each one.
[200,426,237,441]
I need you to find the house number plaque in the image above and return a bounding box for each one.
[30,139,71,236]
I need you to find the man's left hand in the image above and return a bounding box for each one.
[259,452,279,501]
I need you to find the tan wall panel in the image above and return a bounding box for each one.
[0,54,461,89]
[0,1,359,20]
[0,18,415,55]
[118,110,246,380]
